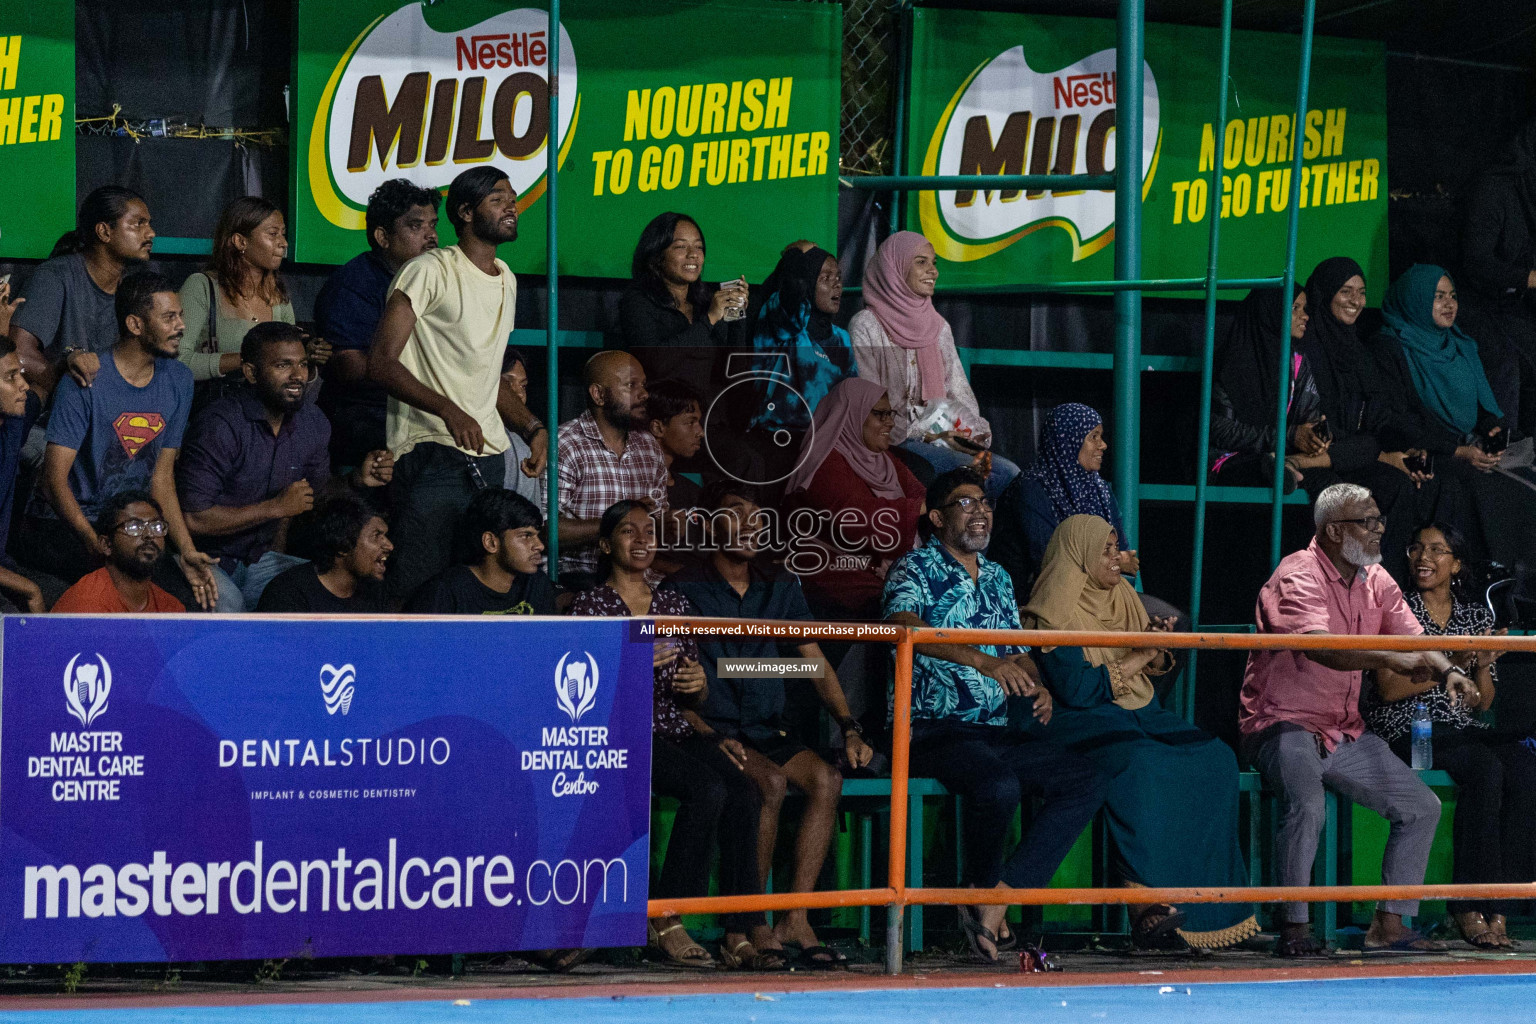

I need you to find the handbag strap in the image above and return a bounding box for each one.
[200,272,220,355]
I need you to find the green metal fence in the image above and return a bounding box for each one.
[540,0,1321,715]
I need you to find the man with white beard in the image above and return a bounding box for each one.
[1241,482,1479,958]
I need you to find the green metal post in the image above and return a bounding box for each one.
[1112,0,1144,548]
[1267,0,1317,567]
[1183,0,1235,722]
[888,1,913,235]
[545,0,561,578]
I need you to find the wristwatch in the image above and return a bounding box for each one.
[837,715,865,738]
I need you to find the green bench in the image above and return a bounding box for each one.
[1241,768,1455,940]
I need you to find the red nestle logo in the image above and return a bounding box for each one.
[1053,72,1116,110]
[454,30,547,71]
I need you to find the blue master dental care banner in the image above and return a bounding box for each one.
[0,616,653,962]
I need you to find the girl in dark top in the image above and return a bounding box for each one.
[616,212,748,399]
[616,212,756,479]
[1364,522,1529,950]
[569,501,779,971]
[1291,256,1439,578]
[1208,285,1332,491]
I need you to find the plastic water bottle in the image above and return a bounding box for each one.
[1411,701,1433,770]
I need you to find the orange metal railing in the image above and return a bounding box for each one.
[645,618,1536,973]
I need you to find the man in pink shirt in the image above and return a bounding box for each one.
[1242,484,1478,958]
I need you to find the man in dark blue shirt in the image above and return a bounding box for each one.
[0,338,43,610]
[315,179,441,470]
[179,322,392,611]
[664,479,870,967]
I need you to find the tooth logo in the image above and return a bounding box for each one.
[320,664,356,716]
[308,4,580,230]
[918,43,1160,263]
[554,652,599,724]
[63,654,112,728]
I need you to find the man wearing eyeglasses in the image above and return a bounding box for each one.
[53,490,182,613]
[884,468,1107,964]
[1242,482,1479,958]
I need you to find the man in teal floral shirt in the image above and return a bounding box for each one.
[884,468,1107,963]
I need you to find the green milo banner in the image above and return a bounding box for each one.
[293,0,840,276]
[906,9,1387,293]
[0,1,74,260]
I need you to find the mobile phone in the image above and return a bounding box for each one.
[1405,451,1433,475]
[1480,429,1508,455]
[0,273,11,288]
[1312,418,1332,444]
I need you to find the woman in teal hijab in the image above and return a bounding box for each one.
[1375,264,1504,464]
[1374,264,1531,567]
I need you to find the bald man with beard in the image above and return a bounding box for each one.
[550,351,672,587]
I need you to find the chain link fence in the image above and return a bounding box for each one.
[840,0,900,176]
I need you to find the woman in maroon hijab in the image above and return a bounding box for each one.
[784,377,926,619]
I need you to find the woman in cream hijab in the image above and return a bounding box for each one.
[1022,514,1257,951]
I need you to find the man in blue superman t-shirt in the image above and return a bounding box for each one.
[18,271,216,608]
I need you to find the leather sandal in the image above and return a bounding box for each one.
[718,939,787,971]
[1455,911,1502,950]
[648,920,715,969]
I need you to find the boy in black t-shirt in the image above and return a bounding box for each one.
[404,487,554,615]
[257,495,391,613]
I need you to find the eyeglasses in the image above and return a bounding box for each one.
[115,518,168,538]
[869,408,897,421]
[1331,515,1384,531]
[940,496,995,513]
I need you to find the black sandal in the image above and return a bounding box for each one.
[957,905,1001,964]
[1131,904,1188,950]
[793,944,846,970]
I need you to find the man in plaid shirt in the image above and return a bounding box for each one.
[551,351,670,585]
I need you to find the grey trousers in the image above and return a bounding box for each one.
[1251,727,1441,923]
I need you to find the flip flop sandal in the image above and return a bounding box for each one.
[1131,905,1188,949]
[1274,934,1332,959]
[648,921,716,969]
[1363,930,1448,954]
[719,939,787,971]
[956,905,1002,964]
[794,945,848,970]
[524,948,594,973]
[994,924,1019,952]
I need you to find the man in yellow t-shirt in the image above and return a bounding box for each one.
[368,166,520,604]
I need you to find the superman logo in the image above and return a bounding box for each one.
[113,412,165,458]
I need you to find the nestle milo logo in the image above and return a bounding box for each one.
[307,4,579,231]
[917,45,1160,264]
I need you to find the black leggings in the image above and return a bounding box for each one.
[1390,729,1536,917]
[651,732,765,932]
